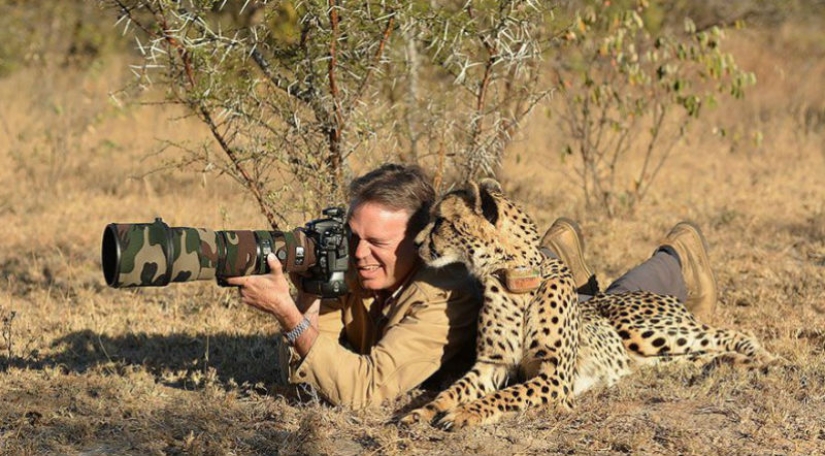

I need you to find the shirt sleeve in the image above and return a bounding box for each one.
[278,297,346,377]
[285,283,479,409]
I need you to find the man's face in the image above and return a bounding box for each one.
[348,202,419,291]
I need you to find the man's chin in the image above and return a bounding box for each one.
[357,275,385,291]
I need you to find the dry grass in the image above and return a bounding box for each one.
[2,19,825,456]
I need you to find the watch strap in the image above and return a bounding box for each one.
[284,316,311,345]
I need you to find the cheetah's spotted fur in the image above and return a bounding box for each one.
[401,179,779,429]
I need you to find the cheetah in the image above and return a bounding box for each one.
[401,179,779,429]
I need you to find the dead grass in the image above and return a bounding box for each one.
[2,18,825,456]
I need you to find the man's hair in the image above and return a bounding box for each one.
[348,164,435,237]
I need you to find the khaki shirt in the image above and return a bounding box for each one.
[283,263,481,409]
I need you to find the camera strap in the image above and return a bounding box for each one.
[280,231,307,272]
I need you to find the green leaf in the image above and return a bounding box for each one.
[684,17,696,34]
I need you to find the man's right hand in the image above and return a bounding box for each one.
[226,254,319,356]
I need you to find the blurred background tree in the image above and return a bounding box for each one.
[93,0,549,227]
[550,1,756,216]
[3,0,822,222]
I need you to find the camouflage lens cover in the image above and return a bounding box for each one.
[103,219,212,287]
[102,215,332,288]
[103,218,297,287]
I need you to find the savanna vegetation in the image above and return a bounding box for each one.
[1,1,824,454]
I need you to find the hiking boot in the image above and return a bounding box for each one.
[661,222,718,319]
[540,218,599,296]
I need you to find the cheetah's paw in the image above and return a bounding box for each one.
[399,405,439,426]
[436,408,485,431]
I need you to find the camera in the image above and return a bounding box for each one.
[101,207,350,297]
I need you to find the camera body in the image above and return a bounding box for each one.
[292,207,350,297]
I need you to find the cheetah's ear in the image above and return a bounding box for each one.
[478,178,503,196]
[466,181,483,214]
[474,180,500,227]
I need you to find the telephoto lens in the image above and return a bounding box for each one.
[101,218,310,288]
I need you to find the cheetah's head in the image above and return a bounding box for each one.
[415,179,543,278]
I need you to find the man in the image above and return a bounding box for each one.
[230,164,718,409]
[227,164,482,408]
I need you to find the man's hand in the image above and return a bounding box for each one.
[226,254,296,320]
[225,254,319,356]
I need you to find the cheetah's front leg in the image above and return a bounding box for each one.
[400,362,510,425]
[437,358,576,430]
[437,276,581,430]
[403,280,525,426]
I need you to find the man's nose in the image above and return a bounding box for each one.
[354,239,369,258]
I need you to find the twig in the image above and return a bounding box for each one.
[200,106,285,229]
[3,310,17,359]
[463,3,500,181]
[112,1,283,228]
[326,0,343,191]
[348,13,396,112]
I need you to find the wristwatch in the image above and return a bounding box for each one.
[284,316,311,345]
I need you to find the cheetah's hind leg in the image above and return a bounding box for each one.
[592,291,781,370]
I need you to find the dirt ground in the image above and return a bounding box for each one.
[1,17,824,456]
